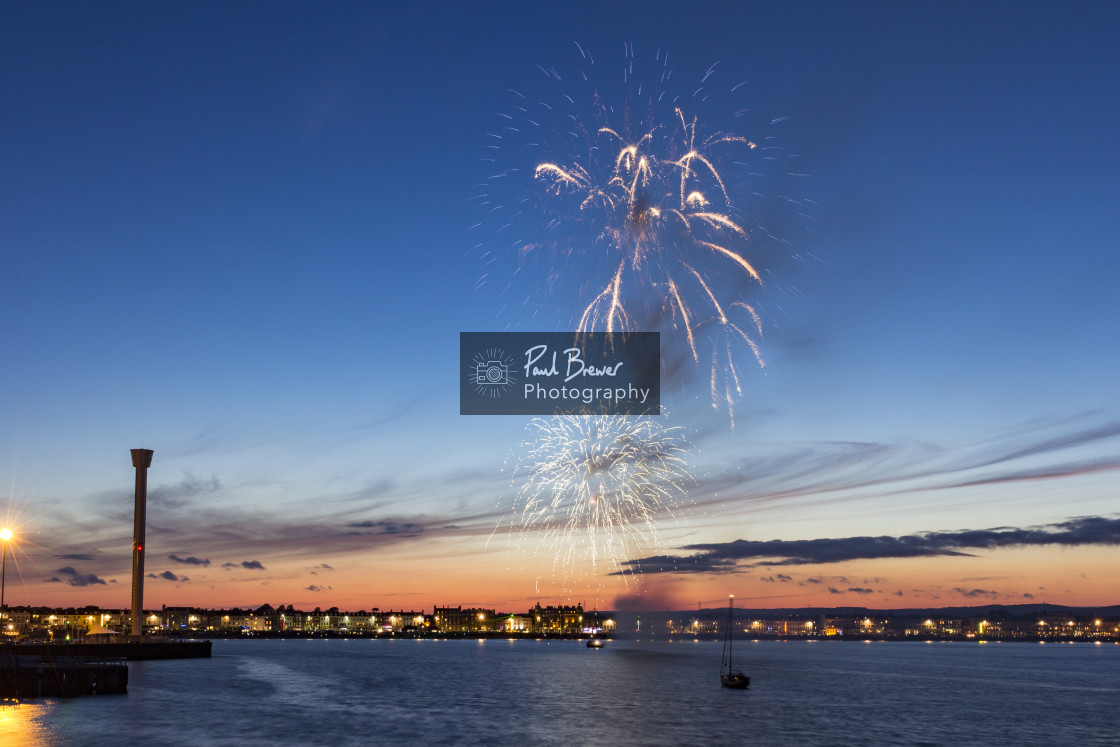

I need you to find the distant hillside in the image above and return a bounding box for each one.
[673,602,1120,618]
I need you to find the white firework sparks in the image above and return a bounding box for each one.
[502,414,692,592]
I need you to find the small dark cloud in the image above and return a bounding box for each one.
[828,587,842,594]
[56,553,95,561]
[50,567,108,587]
[1023,592,1035,599]
[953,587,998,598]
[147,570,188,582]
[169,554,210,567]
[223,560,266,570]
[776,573,793,582]
[305,584,333,592]
[343,520,424,536]
[893,590,904,596]
[848,587,874,595]
[806,578,822,584]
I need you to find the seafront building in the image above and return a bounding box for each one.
[0,602,613,638]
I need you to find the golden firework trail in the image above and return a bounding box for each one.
[534,107,765,424]
[472,44,799,424]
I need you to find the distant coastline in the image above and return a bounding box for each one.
[138,629,1120,643]
[3,600,1116,642]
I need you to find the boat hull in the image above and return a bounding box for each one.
[720,671,750,689]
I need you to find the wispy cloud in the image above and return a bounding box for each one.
[683,411,1120,520]
[148,474,222,508]
[35,502,503,584]
[28,410,1117,590]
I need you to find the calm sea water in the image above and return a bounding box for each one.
[2,638,1117,745]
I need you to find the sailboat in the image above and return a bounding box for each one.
[720,595,750,689]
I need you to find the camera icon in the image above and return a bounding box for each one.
[476,361,510,386]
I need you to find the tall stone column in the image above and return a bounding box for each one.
[130,449,154,636]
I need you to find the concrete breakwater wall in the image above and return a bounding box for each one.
[0,639,212,661]
[0,655,128,698]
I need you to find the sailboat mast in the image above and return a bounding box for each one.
[719,593,749,688]
[728,594,734,670]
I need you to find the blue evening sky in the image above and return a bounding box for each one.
[2,1,1118,608]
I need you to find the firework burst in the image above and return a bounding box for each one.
[499,414,692,593]
[534,105,766,420]
[473,43,804,423]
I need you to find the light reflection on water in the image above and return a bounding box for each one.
[9,639,1120,746]
[0,700,57,745]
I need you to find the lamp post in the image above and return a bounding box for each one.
[0,527,11,610]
